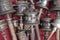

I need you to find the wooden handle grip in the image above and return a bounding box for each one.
[35,25,41,40]
[8,20,17,40]
[56,29,59,40]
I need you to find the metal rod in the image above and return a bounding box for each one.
[30,0,34,4]
[35,25,41,40]
[38,8,43,20]
[6,14,17,40]
[47,27,57,40]
[19,16,23,29]
[17,16,28,40]
[30,0,35,9]
[31,25,35,40]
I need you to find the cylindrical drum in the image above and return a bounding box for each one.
[16,0,28,15]
[0,0,15,15]
[0,20,12,40]
[41,18,51,31]
[24,12,39,25]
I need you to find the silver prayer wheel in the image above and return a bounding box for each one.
[41,18,51,31]
[36,0,51,9]
[41,17,52,40]
[24,12,39,25]
[0,0,15,15]
[16,0,28,15]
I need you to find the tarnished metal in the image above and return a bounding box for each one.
[36,0,51,9]
[41,18,51,31]
[16,0,28,15]
[15,1,29,40]
[24,12,39,25]
[0,0,15,15]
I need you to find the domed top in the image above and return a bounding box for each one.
[36,0,51,9]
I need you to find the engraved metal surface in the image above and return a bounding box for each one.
[24,12,39,25]
[0,0,15,15]
[16,0,28,15]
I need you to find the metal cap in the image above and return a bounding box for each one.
[36,0,51,10]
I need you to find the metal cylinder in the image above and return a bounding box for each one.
[24,12,39,25]
[16,0,28,15]
[41,18,51,31]
[0,0,15,15]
